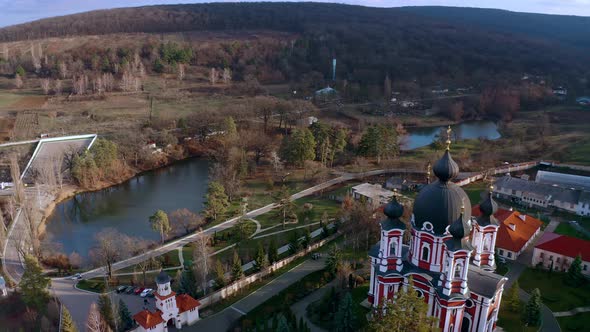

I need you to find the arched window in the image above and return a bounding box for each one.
[454,264,462,279]
[483,235,491,251]
[390,240,397,256]
[421,245,430,262]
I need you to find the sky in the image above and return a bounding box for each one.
[1,0,589,27]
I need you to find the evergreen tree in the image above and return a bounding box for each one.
[524,288,542,327]
[326,245,342,276]
[60,306,78,332]
[97,293,115,329]
[254,243,269,271]
[566,255,584,287]
[149,210,171,243]
[224,116,238,140]
[231,249,244,281]
[117,299,133,332]
[505,281,521,312]
[204,181,230,221]
[15,65,25,77]
[20,254,50,312]
[335,292,356,332]
[268,239,279,264]
[279,128,317,167]
[288,230,301,255]
[302,228,311,249]
[214,259,226,288]
[369,277,438,332]
[180,267,198,297]
[277,314,291,332]
[357,124,399,163]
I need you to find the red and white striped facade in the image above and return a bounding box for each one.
[368,212,506,332]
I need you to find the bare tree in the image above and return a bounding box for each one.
[222,68,232,84]
[102,73,114,92]
[192,232,211,295]
[86,302,111,332]
[169,208,202,235]
[177,63,185,81]
[22,197,41,258]
[90,228,131,279]
[209,68,217,85]
[14,74,23,89]
[0,210,6,255]
[53,79,62,96]
[40,78,50,95]
[136,256,160,286]
[10,154,25,204]
[58,61,68,79]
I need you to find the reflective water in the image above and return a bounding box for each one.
[402,120,501,150]
[44,158,209,257]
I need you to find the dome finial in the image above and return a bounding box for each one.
[446,125,452,150]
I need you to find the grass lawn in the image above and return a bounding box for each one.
[463,181,488,205]
[518,268,590,312]
[497,304,537,332]
[255,195,340,231]
[557,312,590,332]
[118,249,182,273]
[554,222,590,241]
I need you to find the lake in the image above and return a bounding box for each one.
[402,120,501,150]
[44,158,209,258]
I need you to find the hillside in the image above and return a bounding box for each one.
[0,2,589,87]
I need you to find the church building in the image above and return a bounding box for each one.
[133,271,200,332]
[368,133,507,332]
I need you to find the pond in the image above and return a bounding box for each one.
[44,158,209,259]
[401,120,501,150]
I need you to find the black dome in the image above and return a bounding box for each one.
[156,270,170,284]
[479,191,498,217]
[433,150,459,182]
[413,150,471,235]
[384,195,404,219]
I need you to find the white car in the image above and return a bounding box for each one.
[70,273,82,280]
[140,288,153,297]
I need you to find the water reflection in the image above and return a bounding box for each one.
[402,120,501,150]
[44,159,209,258]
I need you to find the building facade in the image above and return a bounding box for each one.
[133,271,200,332]
[532,232,590,276]
[368,147,506,332]
[472,207,542,261]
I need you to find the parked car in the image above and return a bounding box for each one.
[140,288,153,297]
[125,286,136,294]
[134,287,145,295]
[70,273,82,280]
[116,285,127,293]
[147,290,155,298]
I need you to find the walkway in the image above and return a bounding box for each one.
[183,258,326,332]
[553,306,590,317]
[291,280,337,332]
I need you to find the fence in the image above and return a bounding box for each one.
[197,233,337,310]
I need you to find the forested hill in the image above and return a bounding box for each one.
[401,6,590,50]
[1,2,589,87]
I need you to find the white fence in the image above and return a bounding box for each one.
[197,233,337,310]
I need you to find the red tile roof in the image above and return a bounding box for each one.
[472,206,543,252]
[535,232,590,262]
[176,294,201,313]
[133,310,164,329]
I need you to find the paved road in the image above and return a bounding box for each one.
[51,278,99,331]
[185,258,326,332]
